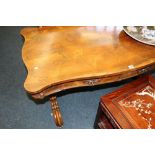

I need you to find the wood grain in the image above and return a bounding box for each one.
[21,26,155,97]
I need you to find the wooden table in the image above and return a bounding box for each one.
[21,26,155,127]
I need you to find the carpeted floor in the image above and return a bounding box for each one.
[0,26,154,129]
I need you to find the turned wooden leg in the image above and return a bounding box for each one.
[50,96,64,127]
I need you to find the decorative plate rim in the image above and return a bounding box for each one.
[123,26,155,46]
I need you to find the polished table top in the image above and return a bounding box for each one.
[21,26,155,96]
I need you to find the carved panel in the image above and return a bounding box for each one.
[118,85,155,129]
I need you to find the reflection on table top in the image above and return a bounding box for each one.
[21,26,155,93]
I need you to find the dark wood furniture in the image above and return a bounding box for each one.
[94,75,155,129]
[21,26,155,127]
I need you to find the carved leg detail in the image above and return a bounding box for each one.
[50,96,64,127]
